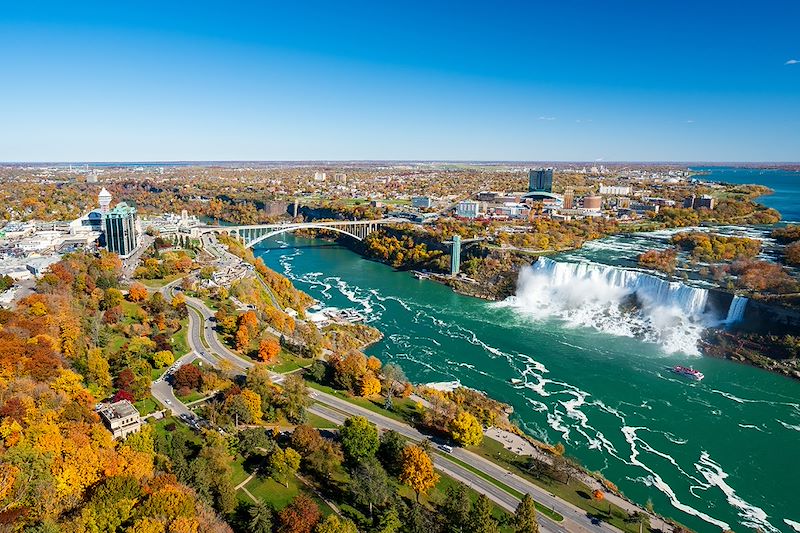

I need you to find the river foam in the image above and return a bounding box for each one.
[499,257,743,355]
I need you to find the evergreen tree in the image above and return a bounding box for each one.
[248,501,273,533]
[442,482,472,532]
[513,494,539,533]
[470,494,499,533]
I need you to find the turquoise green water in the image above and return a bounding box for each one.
[256,236,800,533]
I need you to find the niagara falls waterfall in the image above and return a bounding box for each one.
[502,257,725,355]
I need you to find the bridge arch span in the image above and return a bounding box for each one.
[245,224,363,248]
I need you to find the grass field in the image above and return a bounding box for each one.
[134,397,160,416]
[269,351,315,373]
[140,274,184,288]
[306,382,418,425]
[170,317,190,356]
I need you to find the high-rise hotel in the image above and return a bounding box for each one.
[528,168,554,192]
[104,201,139,258]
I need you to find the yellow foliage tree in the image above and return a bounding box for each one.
[366,356,382,373]
[359,375,381,397]
[128,283,149,302]
[399,445,439,502]
[240,389,263,423]
[448,411,483,447]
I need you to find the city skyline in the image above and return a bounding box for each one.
[1,1,798,162]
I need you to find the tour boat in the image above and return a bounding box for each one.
[671,366,704,381]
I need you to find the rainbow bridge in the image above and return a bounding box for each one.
[200,218,403,248]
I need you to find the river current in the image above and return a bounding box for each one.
[254,168,800,533]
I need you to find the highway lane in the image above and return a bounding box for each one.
[182,294,617,533]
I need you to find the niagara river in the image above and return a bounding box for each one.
[255,168,800,533]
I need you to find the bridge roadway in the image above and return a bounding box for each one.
[179,292,621,533]
[199,217,405,247]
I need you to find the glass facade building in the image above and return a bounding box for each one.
[528,168,554,192]
[104,202,139,257]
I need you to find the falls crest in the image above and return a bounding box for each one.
[501,257,729,355]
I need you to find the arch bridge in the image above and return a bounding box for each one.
[201,218,402,249]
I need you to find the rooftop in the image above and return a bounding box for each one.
[98,400,139,420]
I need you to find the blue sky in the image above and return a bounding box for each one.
[1,1,798,162]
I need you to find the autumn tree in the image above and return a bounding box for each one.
[268,447,301,487]
[449,411,483,447]
[128,283,149,302]
[257,337,281,363]
[277,494,321,533]
[173,364,203,391]
[235,325,250,352]
[277,374,310,424]
[316,515,359,533]
[399,445,439,502]
[359,374,382,397]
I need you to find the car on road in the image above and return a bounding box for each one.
[439,444,454,453]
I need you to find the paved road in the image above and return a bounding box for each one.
[181,294,624,533]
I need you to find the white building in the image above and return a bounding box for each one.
[456,200,481,219]
[98,187,112,214]
[599,183,632,196]
[98,400,142,439]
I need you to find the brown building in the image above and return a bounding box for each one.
[582,195,602,211]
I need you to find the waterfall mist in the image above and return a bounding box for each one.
[501,257,732,355]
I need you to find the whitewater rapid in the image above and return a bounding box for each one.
[257,237,798,533]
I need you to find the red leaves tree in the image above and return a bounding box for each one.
[173,364,203,391]
[277,494,321,533]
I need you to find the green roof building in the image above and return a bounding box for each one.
[104,202,139,257]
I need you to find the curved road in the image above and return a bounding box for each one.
[179,292,627,533]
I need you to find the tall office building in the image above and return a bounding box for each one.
[563,188,575,209]
[98,187,112,214]
[104,202,139,257]
[450,235,461,276]
[528,168,554,192]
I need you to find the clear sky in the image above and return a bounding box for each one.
[1,1,798,162]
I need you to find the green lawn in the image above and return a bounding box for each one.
[230,456,250,487]
[170,318,190,357]
[177,390,206,404]
[140,274,184,288]
[306,382,418,425]
[134,397,160,416]
[245,475,301,509]
[306,412,338,429]
[269,351,315,373]
[150,415,201,444]
[469,437,648,532]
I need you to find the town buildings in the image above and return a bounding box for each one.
[98,400,142,439]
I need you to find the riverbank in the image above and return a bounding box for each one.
[255,232,800,533]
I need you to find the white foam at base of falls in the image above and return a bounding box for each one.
[501,257,741,355]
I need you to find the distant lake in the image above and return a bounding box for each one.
[691,166,800,223]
